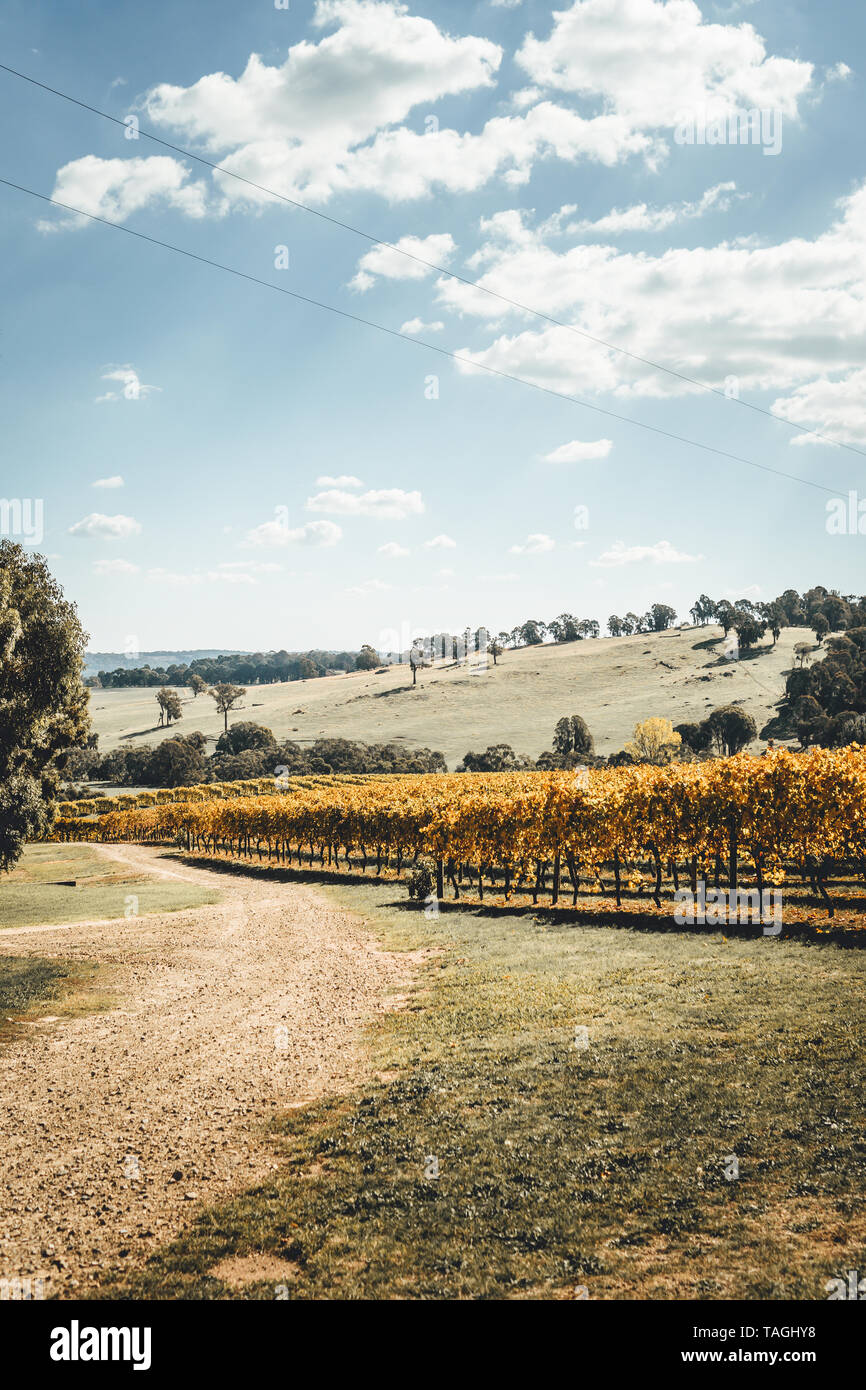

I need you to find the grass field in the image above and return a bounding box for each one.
[87,624,805,767]
[0,844,221,930]
[98,874,866,1301]
[0,955,114,1051]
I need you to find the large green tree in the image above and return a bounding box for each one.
[355,644,380,671]
[462,744,532,772]
[215,721,277,755]
[0,542,90,869]
[704,705,757,756]
[156,686,183,726]
[649,603,677,632]
[733,614,766,652]
[552,714,594,758]
[147,735,209,788]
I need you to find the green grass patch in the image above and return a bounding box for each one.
[97,881,866,1301]
[0,954,115,1049]
[0,955,71,1014]
[0,844,220,929]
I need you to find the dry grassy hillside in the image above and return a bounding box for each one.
[88,624,806,768]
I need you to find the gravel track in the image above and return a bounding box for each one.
[0,845,410,1297]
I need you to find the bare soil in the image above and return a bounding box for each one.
[0,845,410,1297]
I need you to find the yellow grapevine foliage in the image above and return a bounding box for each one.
[52,749,866,901]
[56,771,385,820]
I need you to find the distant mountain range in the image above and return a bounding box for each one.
[83,650,244,678]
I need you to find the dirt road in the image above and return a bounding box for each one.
[0,846,409,1297]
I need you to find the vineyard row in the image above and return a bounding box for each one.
[57,771,388,820]
[51,748,866,919]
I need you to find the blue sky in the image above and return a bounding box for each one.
[2,0,865,652]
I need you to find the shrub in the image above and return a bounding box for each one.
[405,856,437,901]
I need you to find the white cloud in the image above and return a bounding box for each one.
[39,155,208,231]
[350,233,455,291]
[314,99,660,200]
[509,532,555,554]
[92,475,125,489]
[400,317,445,335]
[244,518,343,547]
[141,1,503,205]
[145,567,271,585]
[147,1,500,149]
[307,487,424,519]
[516,0,813,130]
[146,568,203,586]
[346,578,392,594]
[723,584,761,599]
[589,539,702,567]
[378,541,410,557]
[206,570,256,585]
[543,438,612,463]
[46,0,816,218]
[92,558,139,574]
[69,513,142,539]
[826,62,852,82]
[771,370,866,447]
[95,366,159,403]
[479,571,519,582]
[218,560,284,573]
[442,181,866,436]
[464,206,580,273]
[567,183,743,237]
[315,474,364,487]
[423,533,457,549]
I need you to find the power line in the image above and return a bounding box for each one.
[0,175,850,498]
[1,59,863,460]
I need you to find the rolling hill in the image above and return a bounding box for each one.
[87,623,805,768]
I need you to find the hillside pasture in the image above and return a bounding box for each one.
[88,624,805,767]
